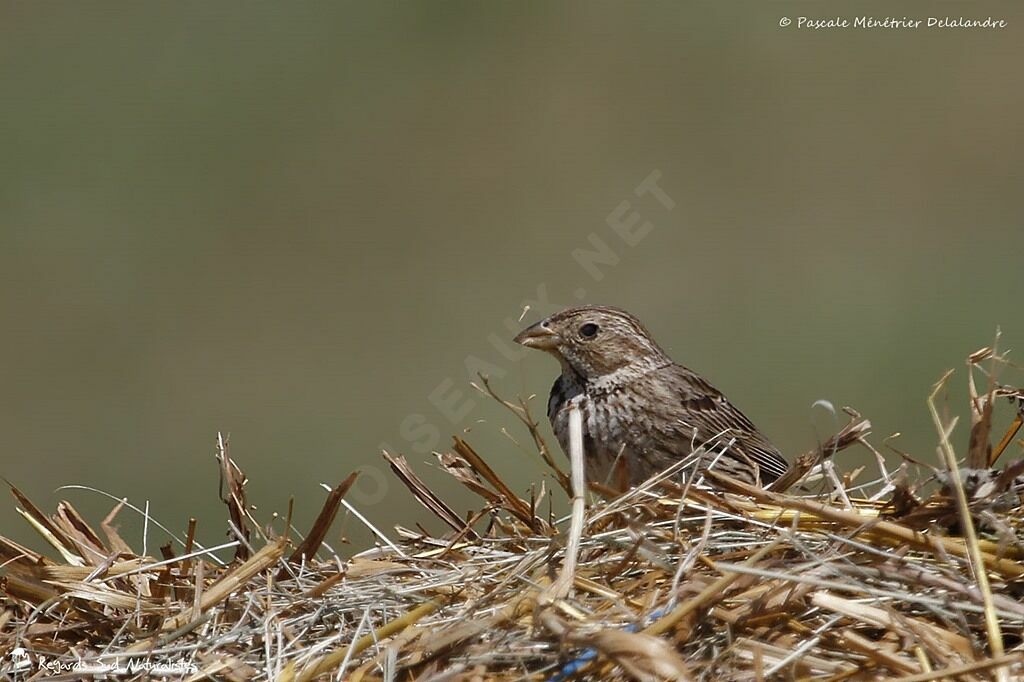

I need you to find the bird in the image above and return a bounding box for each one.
[514,305,787,489]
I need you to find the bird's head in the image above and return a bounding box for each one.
[514,305,668,381]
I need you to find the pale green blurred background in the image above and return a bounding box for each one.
[3,3,1022,553]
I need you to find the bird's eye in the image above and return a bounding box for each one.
[579,323,599,338]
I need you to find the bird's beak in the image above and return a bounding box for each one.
[514,321,560,350]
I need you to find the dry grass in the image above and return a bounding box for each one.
[2,346,1024,681]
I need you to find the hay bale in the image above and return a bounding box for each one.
[2,351,1024,680]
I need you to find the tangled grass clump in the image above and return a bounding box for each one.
[2,345,1024,680]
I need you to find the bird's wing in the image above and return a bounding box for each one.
[668,369,789,482]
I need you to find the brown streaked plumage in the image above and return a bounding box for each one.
[514,305,787,489]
